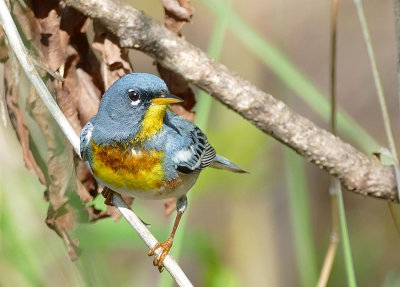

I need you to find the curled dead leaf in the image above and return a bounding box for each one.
[4,62,46,184]
[0,27,8,62]
[161,0,194,34]
[27,87,85,251]
[31,0,66,71]
[92,21,132,89]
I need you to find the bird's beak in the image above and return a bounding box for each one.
[152,92,184,105]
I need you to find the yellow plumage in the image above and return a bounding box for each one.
[91,142,165,190]
[134,105,167,143]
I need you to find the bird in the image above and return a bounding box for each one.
[80,73,246,271]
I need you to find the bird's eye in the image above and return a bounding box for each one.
[127,89,140,102]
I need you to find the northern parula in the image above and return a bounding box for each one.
[80,73,246,271]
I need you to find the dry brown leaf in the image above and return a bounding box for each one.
[45,204,81,260]
[92,21,132,89]
[7,1,138,261]
[76,161,98,200]
[30,0,66,71]
[8,5,78,243]
[59,6,104,96]
[4,62,46,184]
[26,4,90,252]
[56,66,82,133]
[27,86,85,261]
[74,68,101,124]
[170,104,195,122]
[0,27,8,62]
[12,0,36,41]
[161,0,194,34]
[7,1,119,260]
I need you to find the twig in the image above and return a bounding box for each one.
[64,0,398,201]
[0,1,192,286]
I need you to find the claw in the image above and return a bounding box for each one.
[148,237,173,272]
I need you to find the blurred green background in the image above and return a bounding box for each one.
[1,0,400,286]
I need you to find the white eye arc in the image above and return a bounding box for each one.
[130,99,141,106]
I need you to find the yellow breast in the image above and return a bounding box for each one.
[91,141,165,191]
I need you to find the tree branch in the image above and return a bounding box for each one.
[64,0,398,202]
[0,1,192,285]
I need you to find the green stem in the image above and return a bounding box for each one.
[284,148,318,287]
[353,0,398,162]
[336,181,357,287]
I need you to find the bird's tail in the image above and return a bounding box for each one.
[210,155,248,173]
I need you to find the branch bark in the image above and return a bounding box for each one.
[64,0,398,201]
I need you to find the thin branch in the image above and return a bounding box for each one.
[392,0,400,118]
[317,193,339,287]
[318,1,341,285]
[330,0,339,136]
[0,1,192,286]
[64,0,398,201]
[354,0,398,163]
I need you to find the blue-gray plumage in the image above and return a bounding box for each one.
[80,73,246,271]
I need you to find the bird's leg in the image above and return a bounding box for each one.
[148,195,187,272]
[101,186,115,206]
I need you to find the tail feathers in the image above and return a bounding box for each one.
[210,155,248,174]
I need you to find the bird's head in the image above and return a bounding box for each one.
[97,73,183,122]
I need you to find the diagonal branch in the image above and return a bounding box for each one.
[0,1,192,286]
[64,0,398,202]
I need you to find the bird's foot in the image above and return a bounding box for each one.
[148,237,174,272]
[101,187,114,206]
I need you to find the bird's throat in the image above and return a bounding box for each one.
[134,104,167,142]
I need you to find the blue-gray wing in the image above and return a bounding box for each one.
[80,119,94,161]
[173,126,216,174]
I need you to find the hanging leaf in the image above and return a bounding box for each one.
[5,0,137,259]
[92,21,132,89]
